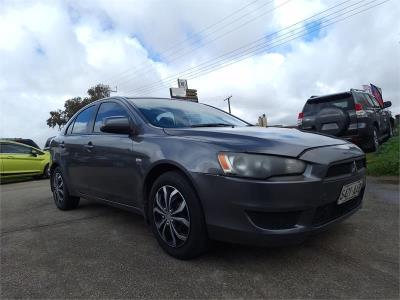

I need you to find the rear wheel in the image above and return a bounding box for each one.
[148,171,208,259]
[388,122,393,138]
[43,164,50,179]
[370,127,380,152]
[51,167,80,210]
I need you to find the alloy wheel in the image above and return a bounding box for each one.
[373,129,379,150]
[53,172,64,205]
[153,185,190,248]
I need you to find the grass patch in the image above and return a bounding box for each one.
[366,132,399,176]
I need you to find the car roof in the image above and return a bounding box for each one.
[2,138,40,149]
[307,91,353,103]
[307,89,374,103]
[0,139,40,150]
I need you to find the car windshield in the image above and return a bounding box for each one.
[128,98,248,128]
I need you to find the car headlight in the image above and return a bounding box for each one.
[217,152,306,179]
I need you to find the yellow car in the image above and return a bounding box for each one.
[0,140,50,182]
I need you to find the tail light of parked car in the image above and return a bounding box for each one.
[354,103,367,117]
[297,112,304,126]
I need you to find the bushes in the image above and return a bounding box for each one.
[366,132,399,176]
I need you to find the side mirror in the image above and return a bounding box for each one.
[383,101,392,108]
[100,117,132,134]
[31,149,39,157]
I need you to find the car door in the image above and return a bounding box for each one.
[367,94,388,134]
[84,101,141,207]
[0,143,42,177]
[62,105,97,195]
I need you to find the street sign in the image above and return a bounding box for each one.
[169,87,186,98]
[177,79,188,90]
[169,79,198,102]
[185,89,198,101]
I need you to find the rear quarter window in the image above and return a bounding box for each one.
[353,93,372,109]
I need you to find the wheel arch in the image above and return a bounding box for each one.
[373,121,379,131]
[142,162,202,223]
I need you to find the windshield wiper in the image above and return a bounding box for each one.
[190,123,235,128]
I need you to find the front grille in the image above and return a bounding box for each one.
[247,210,301,230]
[312,196,362,226]
[326,158,366,178]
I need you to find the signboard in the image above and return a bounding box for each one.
[177,79,188,90]
[169,79,198,102]
[169,87,186,98]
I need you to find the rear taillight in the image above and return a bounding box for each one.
[355,103,366,117]
[297,112,304,126]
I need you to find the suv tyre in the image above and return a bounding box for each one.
[369,126,380,152]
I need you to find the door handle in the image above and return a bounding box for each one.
[84,141,94,150]
[60,141,65,148]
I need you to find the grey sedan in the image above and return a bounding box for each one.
[50,97,366,259]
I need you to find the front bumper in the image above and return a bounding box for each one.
[192,167,365,246]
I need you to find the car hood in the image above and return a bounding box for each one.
[164,126,349,157]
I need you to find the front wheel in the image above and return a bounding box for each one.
[51,167,80,210]
[369,127,380,152]
[148,171,208,259]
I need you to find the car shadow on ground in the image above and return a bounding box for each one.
[77,197,351,263]
[0,177,49,185]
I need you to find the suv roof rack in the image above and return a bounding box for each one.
[350,88,369,93]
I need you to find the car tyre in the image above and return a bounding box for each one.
[51,167,80,210]
[148,171,208,259]
[43,164,50,179]
[388,122,393,138]
[365,126,380,152]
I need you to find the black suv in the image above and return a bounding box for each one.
[298,89,394,151]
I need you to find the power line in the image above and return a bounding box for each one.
[133,0,390,97]
[112,0,292,89]
[124,0,377,95]
[101,0,270,85]
[124,0,358,94]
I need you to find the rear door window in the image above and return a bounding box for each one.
[93,102,130,133]
[366,94,381,108]
[353,93,372,109]
[0,143,31,154]
[303,96,353,117]
[71,106,96,134]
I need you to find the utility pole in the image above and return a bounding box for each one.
[224,95,232,114]
[110,86,118,94]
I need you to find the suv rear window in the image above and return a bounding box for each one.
[303,95,353,117]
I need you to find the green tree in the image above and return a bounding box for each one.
[47,84,111,129]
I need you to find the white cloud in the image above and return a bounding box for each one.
[0,0,399,147]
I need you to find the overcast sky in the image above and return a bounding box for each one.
[1,0,399,147]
